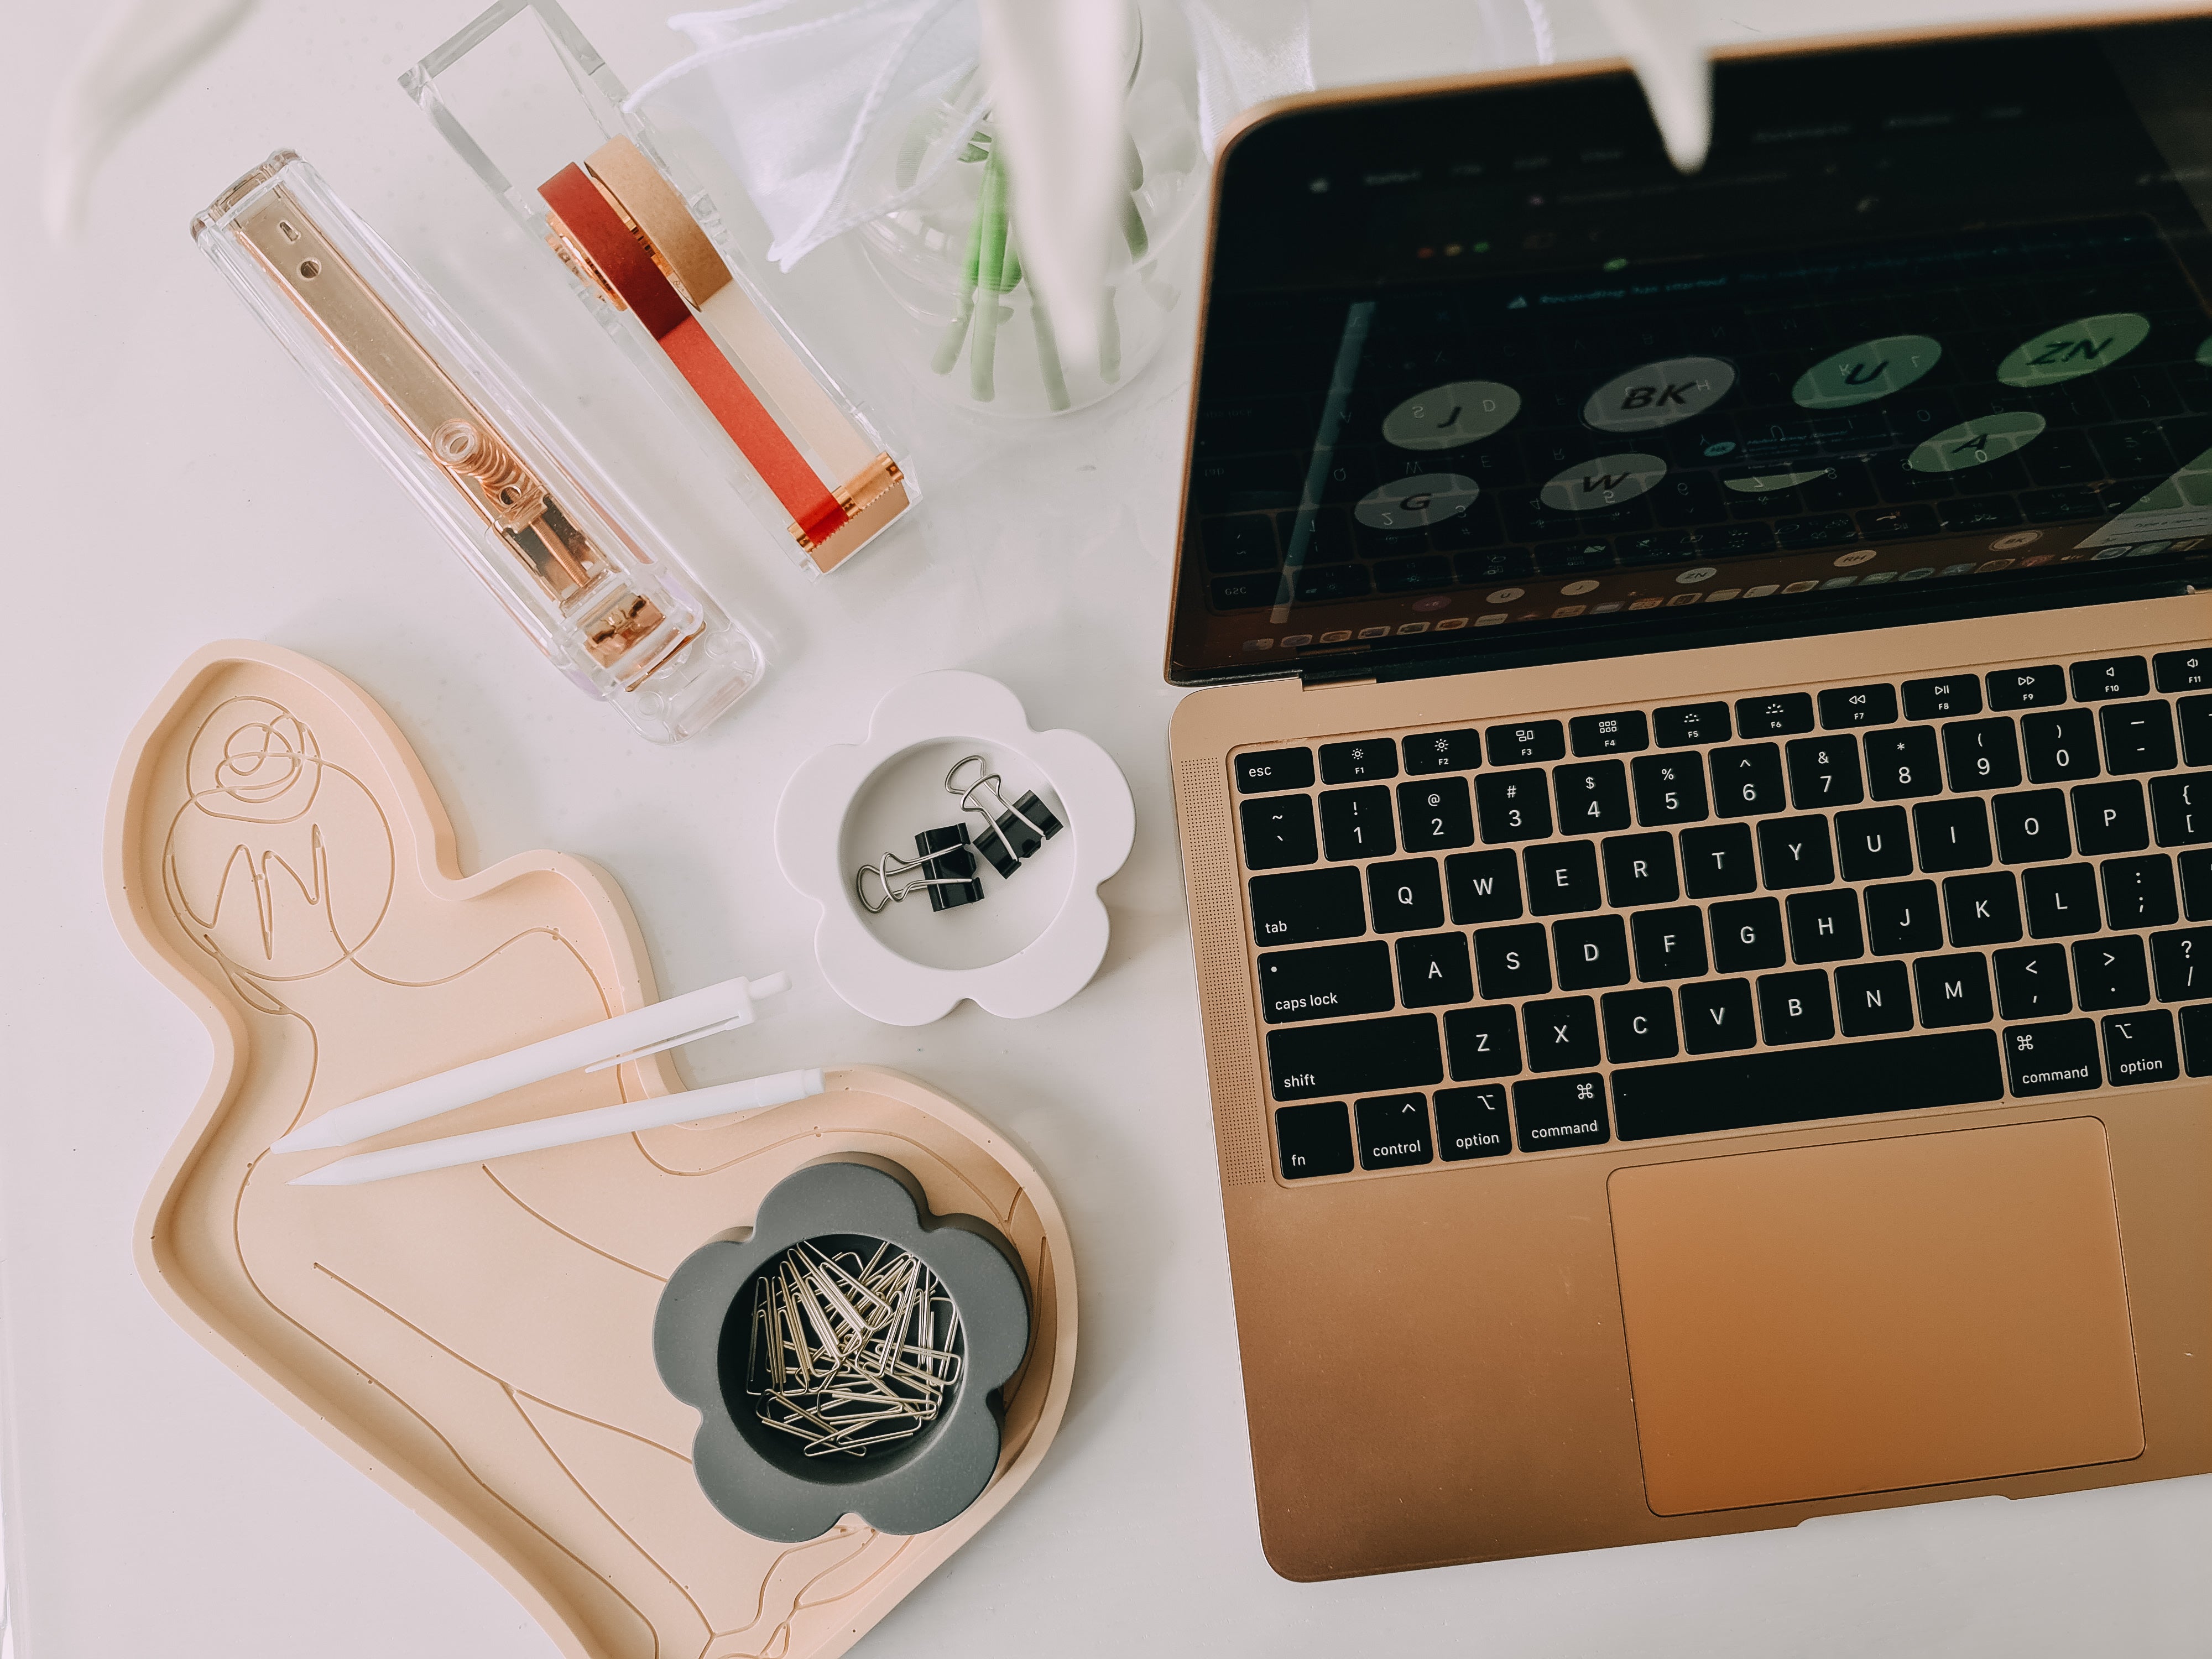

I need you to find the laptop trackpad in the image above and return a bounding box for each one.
[1610,1118,2143,1517]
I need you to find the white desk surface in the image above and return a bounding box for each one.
[7,0,2211,1653]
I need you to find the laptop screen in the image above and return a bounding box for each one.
[1167,15,2212,686]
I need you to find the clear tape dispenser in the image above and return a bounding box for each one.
[405,0,917,578]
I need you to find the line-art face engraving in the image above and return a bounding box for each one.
[115,653,1071,1659]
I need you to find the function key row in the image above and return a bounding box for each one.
[1232,652,2212,796]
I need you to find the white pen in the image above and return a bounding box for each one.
[269,971,789,1154]
[288,1068,827,1187]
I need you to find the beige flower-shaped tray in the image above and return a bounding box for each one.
[103,640,1076,1659]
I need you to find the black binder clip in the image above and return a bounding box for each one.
[946,754,1065,879]
[854,825,986,914]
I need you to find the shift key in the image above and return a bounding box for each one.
[1267,1014,1442,1099]
[1258,942,1395,1024]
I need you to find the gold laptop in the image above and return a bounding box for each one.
[1166,11,2212,1579]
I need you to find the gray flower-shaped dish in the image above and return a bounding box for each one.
[654,1158,1032,1542]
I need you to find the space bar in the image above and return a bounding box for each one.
[1610,1031,2005,1141]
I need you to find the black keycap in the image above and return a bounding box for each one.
[1571,710,1650,755]
[1914,953,1994,1026]
[2022,708,2099,783]
[1787,889,1864,963]
[2072,655,2151,701]
[1656,701,1731,747]
[2100,701,2178,774]
[1355,1094,1434,1168]
[1989,665,2067,709]
[1275,1101,1355,1178]
[1995,945,2073,1019]
[1759,971,1834,1045]
[2025,863,2102,937]
[2004,1019,2101,1097]
[1836,806,1914,880]
[1914,799,1993,872]
[1434,1086,1512,1159]
[2179,696,2212,766]
[2186,849,2212,919]
[1444,1006,1522,1079]
[1396,777,1475,852]
[2152,927,2212,1001]
[1486,719,1566,766]
[1513,1073,1610,1150]
[1474,924,1552,998]
[1267,1013,1443,1099]
[1942,718,2022,792]
[1736,693,1816,738]
[1944,872,2023,945]
[1552,761,1632,836]
[1758,816,1835,888]
[1368,858,1445,932]
[1820,683,1899,729]
[1632,907,1708,981]
[1865,727,1943,799]
[1710,898,1786,973]
[2102,854,2179,928]
[1837,960,1915,1035]
[1712,743,1787,817]
[1632,753,1709,825]
[1522,997,1601,1072]
[1554,915,1632,990]
[1476,770,1553,841]
[1250,867,1365,945]
[1320,739,1398,784]
[2073,935,2151,1010]
[1904,675,1983,720]
[1241,795,1318,869]
[1787,735,1864,809]
[1681,824,1757,897]
[1994,789,2072,863]
[2188,1004,2212,1073]
[1679,978,1757,1053]
[1319,786,1396,860]
[1237,747,1313,793]
[1258,941,1396,1024]
[1867,880,1943,954]
[2157,650,2212,693]
[1395,932,1473,1008]
[2074,781,2151,854]
[1602,832,1678,907]
[2150,770,2212,845]
[2103,1009,2180,1085]
[1602,988,1679,1062]
[1445,849,1522,922]
[1611,1030,2004,1139]
[1403,728,1482,774]
[1524,841,1603,916]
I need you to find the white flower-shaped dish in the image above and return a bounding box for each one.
[775,671,1135,1024]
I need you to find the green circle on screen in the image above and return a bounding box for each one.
[1354,473,1481,528]
[1906,412,2047,473]
[1996,314,2150,387]
[1383,381,1522,450]
[1792,335,1943,409]
[1541,454,1669,511]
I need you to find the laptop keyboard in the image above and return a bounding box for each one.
[1235,649,2212,1181]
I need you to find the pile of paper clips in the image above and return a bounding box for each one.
[854,753,1067,915]
[744,1238,966,1459]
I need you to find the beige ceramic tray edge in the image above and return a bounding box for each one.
[103,640,1079,1659]
[106,640,682,1659]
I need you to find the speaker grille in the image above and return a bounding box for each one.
[1176,755,1269,1186]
